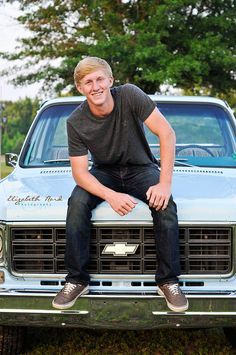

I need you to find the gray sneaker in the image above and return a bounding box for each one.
[158,283,188,312]
[52,282,89,310]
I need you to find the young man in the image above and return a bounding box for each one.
[52,57,188,312]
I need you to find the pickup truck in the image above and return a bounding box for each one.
[0,95,236,352]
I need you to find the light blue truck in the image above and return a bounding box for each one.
[0,95,236,352]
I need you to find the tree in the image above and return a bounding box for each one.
[1,0,236,96]
[1,98,39,153]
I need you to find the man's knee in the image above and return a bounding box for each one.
[69,186,92,207]
[151,197,178,226]
[68,185,101,212]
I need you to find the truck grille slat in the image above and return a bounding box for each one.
[11,227,232,275]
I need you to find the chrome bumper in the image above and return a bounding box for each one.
[0,292,236,329]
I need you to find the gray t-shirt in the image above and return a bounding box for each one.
[67,84,156,166]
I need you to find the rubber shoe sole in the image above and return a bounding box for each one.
[158,287,189,312]
[52,285,89,310]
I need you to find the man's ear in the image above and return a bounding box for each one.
[76,83,84,95]
[109,76,114,87]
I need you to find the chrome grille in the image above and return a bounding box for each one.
[11,226,232,275]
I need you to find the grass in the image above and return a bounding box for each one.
[22,327,234,355]
[0,155,14,179]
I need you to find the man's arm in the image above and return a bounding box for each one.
[70,155,137,216]
[144,107,176,210]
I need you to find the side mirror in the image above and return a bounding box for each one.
[5,153,18,167]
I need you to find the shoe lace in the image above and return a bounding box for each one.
[167,283,180,295]
[63,282,77,295]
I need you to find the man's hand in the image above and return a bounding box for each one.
[146,182,171,211]
[105,191,137,216]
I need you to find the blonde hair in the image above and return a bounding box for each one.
[74,57,113,86]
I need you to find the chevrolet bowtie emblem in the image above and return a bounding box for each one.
[102,242,139,256]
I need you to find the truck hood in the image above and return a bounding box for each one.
[0,167,235,223]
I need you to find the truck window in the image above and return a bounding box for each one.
[21,102,236,168]
[145,103,236,168]
[22,104,77,167]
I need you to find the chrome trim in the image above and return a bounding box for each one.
[1,309,236,317]
[9,271,234,281]
[1,292,236,299]
[0,292,236,328]
[0,309,89,315]
[5,153,18,168]
[152,312,236,316]
[8,224,235,279]
[3,221,236,226]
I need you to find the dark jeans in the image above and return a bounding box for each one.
[65,164,181,286]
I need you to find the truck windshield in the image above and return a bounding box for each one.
[21,102,236,168]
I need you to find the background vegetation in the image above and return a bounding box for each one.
[0,1,235,157]
[0,98,39,155]
[0,155,12,179]
[1,0,236,97]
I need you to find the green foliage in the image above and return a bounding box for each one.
[0,156,13,179]
[0,98,39,154]
[1,0,236,96]
[2,131,23,153]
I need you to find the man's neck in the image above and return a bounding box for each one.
[88,93,114,118]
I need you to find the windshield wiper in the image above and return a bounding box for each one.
[174,159,197,167]
[43,159,70,164]
[157,158,197,167]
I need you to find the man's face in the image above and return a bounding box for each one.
[77,70,114,107]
